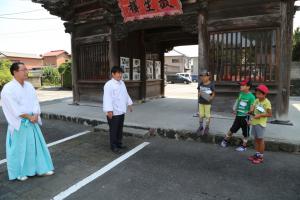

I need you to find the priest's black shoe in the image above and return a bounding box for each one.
[117,145,128,150]
[111,148,122,154]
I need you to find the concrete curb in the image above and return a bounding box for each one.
[94,124,150,139]
[41,112,300,153]
[156,128,300,153]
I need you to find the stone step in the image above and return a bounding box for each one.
[94,124,149,139]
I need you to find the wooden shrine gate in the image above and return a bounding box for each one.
[33,0,297,118]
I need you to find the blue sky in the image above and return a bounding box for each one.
[0,0,300,56]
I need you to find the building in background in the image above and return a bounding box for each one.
[164,49,191,75]
[0,51,43,70]
[43,50,71,67]
[189,57,199,82]
[0,50,71,69]
[290,61,300,96]
[189,57,198,76]
[0,50,71,88]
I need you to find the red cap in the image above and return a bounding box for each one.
[239,79,252,86]
[256,84,269,94]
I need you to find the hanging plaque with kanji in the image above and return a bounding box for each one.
[118,0,183,22]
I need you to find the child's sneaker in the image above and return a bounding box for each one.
[252,157,264,164]
[235,146,247,152]
[248,155,257,161]
[248,153,260,161]
[196,126,203,135]
[220,139,228,147]
[203,127,209,135]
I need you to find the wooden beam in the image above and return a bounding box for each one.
[275,0,294,118]
[208,2,280,20]
[145,30,197,42]
[198,10,209,74]
[108,27,119,69]
[140,31,147,100]
[71,32,80,104]
[114,13,198,36]
[75,33,109,44]
[159,49,165,97]
[208,14,281,32]
[209,0,280,10]
[162,39,198,47]
[148,35,198,43]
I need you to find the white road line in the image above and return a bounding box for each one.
[52,142,150,200]
[47,131,91,147]
[0,130,91,166]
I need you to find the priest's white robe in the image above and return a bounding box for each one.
[1,79,54,180]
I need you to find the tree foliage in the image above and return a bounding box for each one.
[0,59,13,90]
[42,66,61,86]
[292,27,300,61]
[58,61,72,89]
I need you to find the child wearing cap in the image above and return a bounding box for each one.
[196,71,215,135]
[248,84,272,164]
[221,80,255,151]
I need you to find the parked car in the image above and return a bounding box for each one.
[167,74,192,84]
[176,73,192,82]
[191,75,198,82]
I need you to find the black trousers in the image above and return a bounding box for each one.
[107,114,125,150]
[230,116,250,138]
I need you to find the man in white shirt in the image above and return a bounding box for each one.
[1,62,54,181]
[103,66,133,154]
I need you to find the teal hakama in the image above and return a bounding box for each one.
[6,119,54,180]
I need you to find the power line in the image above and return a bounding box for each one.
[0,29,58,36]
[0,16,57,20]
[0,9,43,16]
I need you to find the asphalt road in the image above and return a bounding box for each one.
[165,82,198,100]
[68,138,300,200]
[0,109,91,161]
[0,110,300,200]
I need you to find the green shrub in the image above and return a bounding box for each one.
[293,27,300,61]
[58,62,72,89]
[292,43,300,62]
[42,66,61,86]
[0,59,13,90]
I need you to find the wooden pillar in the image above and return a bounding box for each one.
[140,31,147,100]
[198,9,209,74]
[71,32,80,104]
[160,49,165,97]
[276,0,293,119]
[109,27,119,70]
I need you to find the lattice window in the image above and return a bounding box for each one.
[77,42,109,81]
[209,30,277,82]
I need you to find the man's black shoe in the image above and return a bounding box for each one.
[111,148,122,154]
[117,145,128,150]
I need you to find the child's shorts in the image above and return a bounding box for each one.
[199,104,211,118]
[251,125,266,139]
[230,116,250,138]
